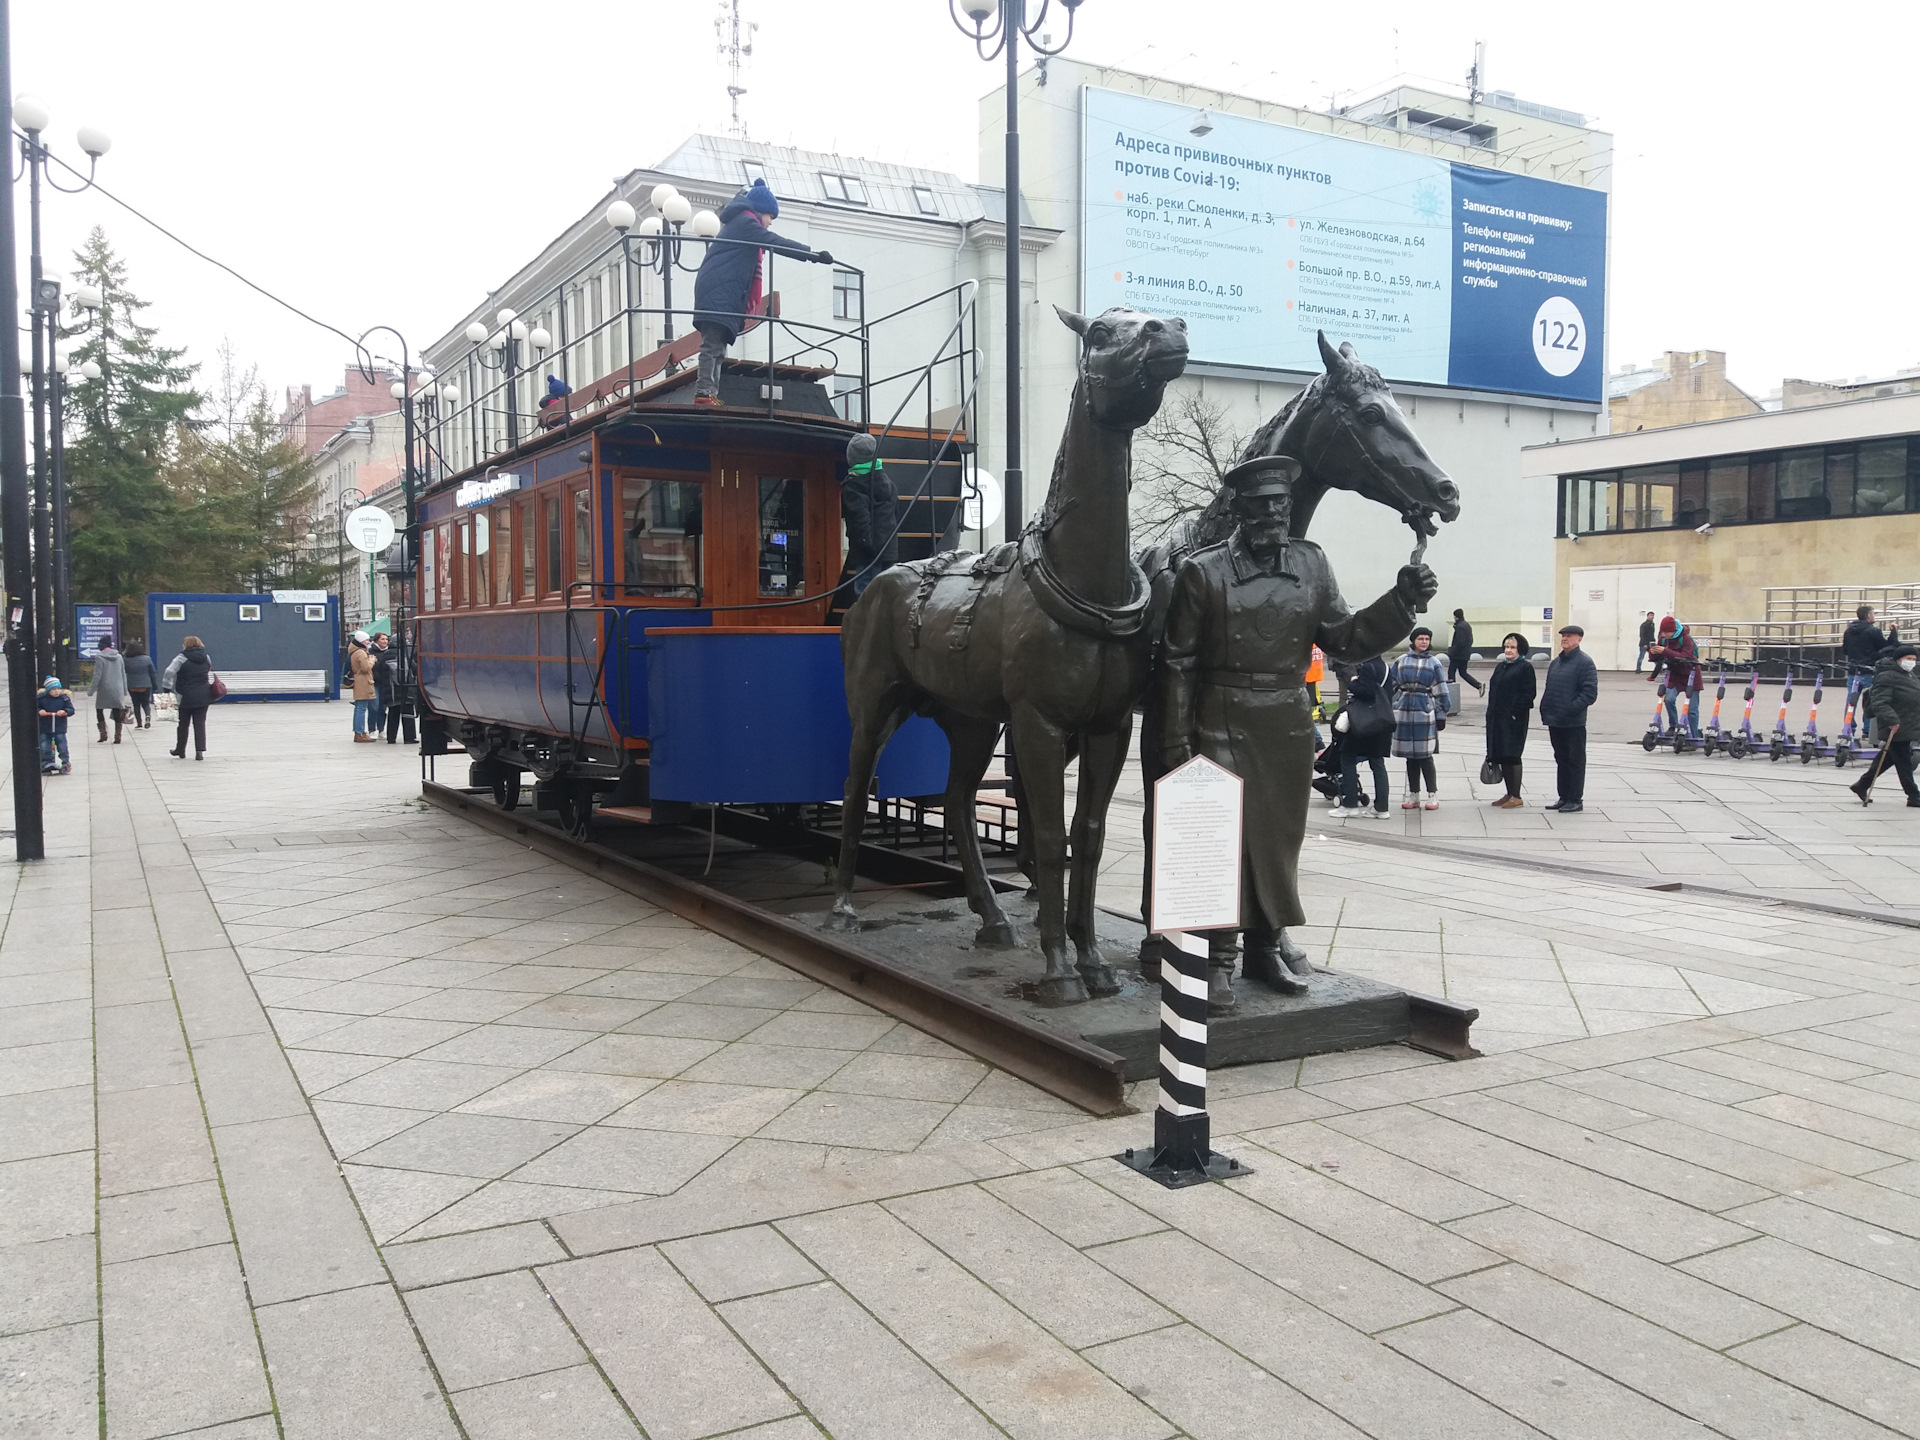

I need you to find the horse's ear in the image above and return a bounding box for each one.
[1317,331,1346,373]
[1055,305,1090,337]
[1339,340,1360,363]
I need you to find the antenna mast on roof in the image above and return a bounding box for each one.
[1466,40,1486,104]
[716,0,757,139]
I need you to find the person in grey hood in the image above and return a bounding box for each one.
[840,432,899,599]
[122,641,157,729]
[89,637,129,744]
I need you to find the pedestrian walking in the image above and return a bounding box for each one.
[1388,627,1449,810]
[1843,604,1896,740]
[165,636,215,760]
[1541,624,1599,812]
[89,637,129,744]
[1856,644,1920,806]
[123,641,156,729]
[689,179,835,406]
[36,675,73,774]
[1484,633,1537,808]
[1637,611,1658,674]
[347,631,377,742]
[1330,655,1392,819]
[1446,608,1484,694]
[1648,616,1703,737]
[371,631,398,742]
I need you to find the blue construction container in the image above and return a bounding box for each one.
[147,593,340,701]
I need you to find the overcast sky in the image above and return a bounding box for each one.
[15,0,1918,408]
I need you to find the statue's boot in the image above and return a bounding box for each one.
[1276,928,1315,976]
[1207,956,1237,1015]
[1243,945,1309,996]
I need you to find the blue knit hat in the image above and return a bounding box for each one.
[744,177,779,218]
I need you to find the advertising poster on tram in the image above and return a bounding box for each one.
[1081,87,1608,404]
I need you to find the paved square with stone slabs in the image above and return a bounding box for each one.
[5,693,1920,1438]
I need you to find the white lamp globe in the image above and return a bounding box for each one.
[76,124,111,158]
[465,320,489,344]
[11,95,49,132]
[961,0,995,20]
[495,307,517,326]
[690,209,721,238]
[662,193,693,226]
[508,320,528,342]
[439,383,459,404]
[529,326,551,350]
[74,285,102,311]
[605,199,636,231]
[390,381,406,399]
[416,381,437,400]
[80,360,102,380]
[637,215,663,238]
[649,183,680,211]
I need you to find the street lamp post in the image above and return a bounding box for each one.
[0,3,45,859]
[330,489,366,628]
[606,186,719,361]
[467,309,548,454]
[949,0,1081,540]
[13,93,108,684]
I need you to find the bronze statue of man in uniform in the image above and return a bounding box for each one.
[1157,453,1440,1011]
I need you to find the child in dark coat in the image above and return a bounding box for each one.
[689,178,834,405]
[36,676,74,774]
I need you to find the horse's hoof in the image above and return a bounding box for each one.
[1079,963,1121,998]
[1035,974,1090,1007]
[975,921,1018,949]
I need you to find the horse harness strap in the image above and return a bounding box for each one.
[1018,529,1151,641]
[905,544,1017,651]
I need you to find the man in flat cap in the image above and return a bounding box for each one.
[1158,454,1438,1010]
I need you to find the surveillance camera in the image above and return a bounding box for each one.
[1567,530,1581,544]
[1695,522,1714,536]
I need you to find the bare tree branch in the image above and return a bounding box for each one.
[1131,387,1246,546]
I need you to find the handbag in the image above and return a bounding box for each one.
[209,672,229,701]
[1347,690,1394,742]
[1479,757,1501,786]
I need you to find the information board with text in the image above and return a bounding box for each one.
[1082,87,1608,403]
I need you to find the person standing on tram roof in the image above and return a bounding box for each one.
[689,178,836,407]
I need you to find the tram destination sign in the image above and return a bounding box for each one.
[1081,86,1608,404]
[456,473,523,508]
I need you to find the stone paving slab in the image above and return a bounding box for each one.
[5,696,1920,1436]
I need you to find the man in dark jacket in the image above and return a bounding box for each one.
[690,179,833,406]
[1637,611,1657,674]
[840,433,899,600]
[1859,644,1920,805]
[1446,609,1483,694]
[1540,624,1599,812]
[1844,605,1896,740]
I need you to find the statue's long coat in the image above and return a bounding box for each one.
[1158,531,1414,934]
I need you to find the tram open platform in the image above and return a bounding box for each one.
[9,680,1920,1437]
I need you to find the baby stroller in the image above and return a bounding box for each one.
[1313,731,1371,810]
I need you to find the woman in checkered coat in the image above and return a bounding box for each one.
[1388,627,1449,810]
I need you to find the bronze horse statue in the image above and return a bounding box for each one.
[832,305,1189,1005]
[1135,331,1463,967]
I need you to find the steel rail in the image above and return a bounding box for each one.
[420,779,1130,1114]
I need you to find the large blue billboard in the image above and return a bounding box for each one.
[1082,87,1608,404]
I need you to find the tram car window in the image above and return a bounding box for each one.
[544,496,562,596]
[621,477,703,597]
[493,506,514,604]
[474,511,492,605]
[518,500,536,601]
[570,485,593,592]
[757,476,806,597]
[422,528,437,612]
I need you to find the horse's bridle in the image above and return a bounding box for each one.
[1298,390,1440,540]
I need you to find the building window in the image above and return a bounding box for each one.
[818,172,867,205]
[1778,448,1827,520]
[831,375,860,422]
[1856,438,1909,515]
[1706,457,1748,526]
[912,185,939,216]
[741,160,766,184]
[832,267,862,321]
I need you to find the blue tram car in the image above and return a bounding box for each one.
[412,364,960,826]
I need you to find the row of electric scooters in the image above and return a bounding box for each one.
[1642,667,1877,767]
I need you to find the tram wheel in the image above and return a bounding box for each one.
[492,769,522,811]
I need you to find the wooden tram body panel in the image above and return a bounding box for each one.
[412,371,962,802]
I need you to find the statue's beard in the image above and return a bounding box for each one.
[1245,517,1289,553]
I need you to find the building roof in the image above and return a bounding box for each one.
[1523,390,1920,478]
[1608,366,1667,400]
[650,134,991,225]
